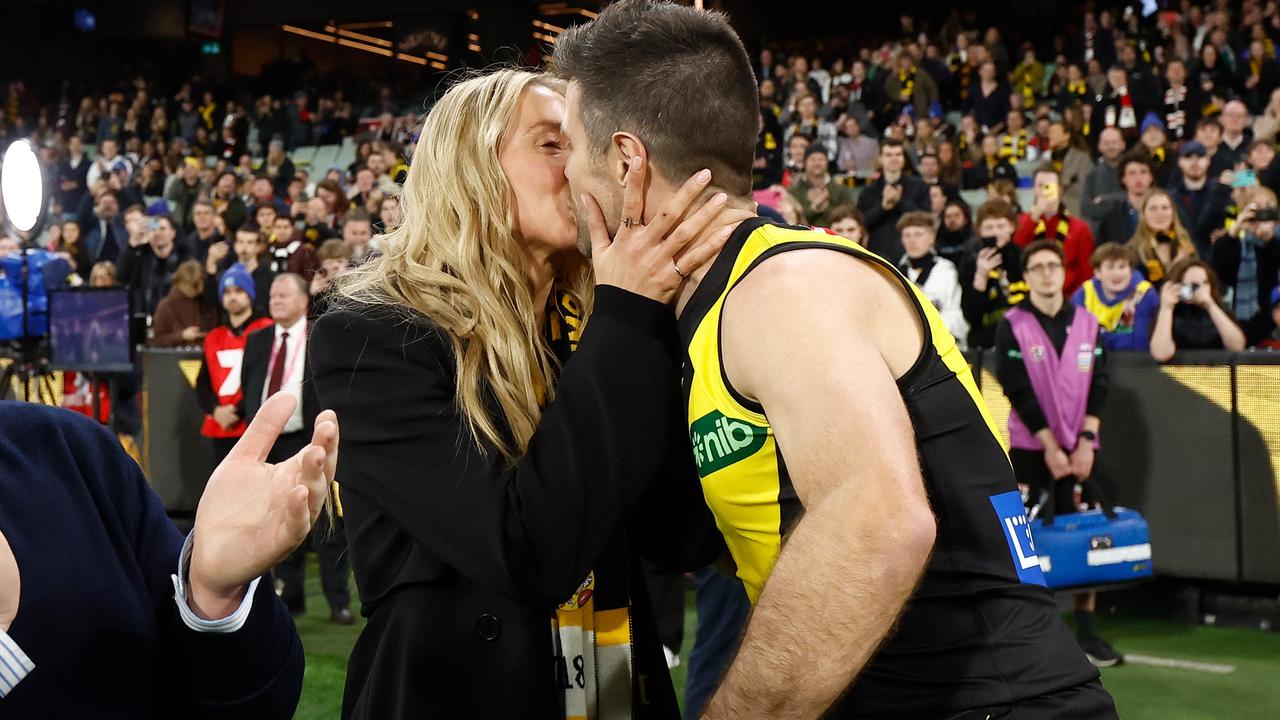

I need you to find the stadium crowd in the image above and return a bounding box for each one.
[0,5,1276,369]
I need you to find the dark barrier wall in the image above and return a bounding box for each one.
[134,348,1280,585]
[969,350,1280,586]
[141,349,214,518]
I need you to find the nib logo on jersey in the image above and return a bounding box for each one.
[690,411,767,477]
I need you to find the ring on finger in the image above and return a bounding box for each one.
[623,216,638,229]
[672,257,688,279]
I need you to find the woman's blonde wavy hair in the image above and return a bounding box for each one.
[1128,188,1198,271]
[334,68,593,461]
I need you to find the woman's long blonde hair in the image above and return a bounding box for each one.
[335,69,593,461]
[1128,188,1197,269]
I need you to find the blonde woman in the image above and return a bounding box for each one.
[1127,188,1198,285]
[309,69,729,720]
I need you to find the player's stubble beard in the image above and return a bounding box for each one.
[573,184,621,259]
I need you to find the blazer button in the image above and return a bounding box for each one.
[475,614,502,641]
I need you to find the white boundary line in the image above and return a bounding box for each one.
[1123,654,1237,674]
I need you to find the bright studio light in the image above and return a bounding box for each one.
[2,139,45,235]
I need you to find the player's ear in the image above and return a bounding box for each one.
[610,132,647,188]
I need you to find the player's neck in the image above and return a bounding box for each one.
[229,309,253,328]
[673,204,764,319]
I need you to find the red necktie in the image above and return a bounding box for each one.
[268,331,289,396]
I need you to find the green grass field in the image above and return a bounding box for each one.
[293,566,1280,719]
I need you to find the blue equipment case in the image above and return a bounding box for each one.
[1030,507,1154,590]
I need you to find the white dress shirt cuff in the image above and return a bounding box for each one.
[171,530,259,634]
[0,627,35,698]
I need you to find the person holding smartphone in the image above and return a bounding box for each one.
[1013,165,1096,294]
[960,198,1028,348]
[1210,187,1280,343]
[1150,258,1247,361]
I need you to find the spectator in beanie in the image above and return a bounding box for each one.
[788,144,856,228]
[1137,113,1174,187]
[149,259,215,348]
[196,264,274,464]
[1071,242,1160,351]
[858,138,931,259]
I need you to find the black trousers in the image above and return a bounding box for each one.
[269,429,351,612]
[641,560,685,653]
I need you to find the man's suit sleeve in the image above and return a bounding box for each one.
[239,329,267,424]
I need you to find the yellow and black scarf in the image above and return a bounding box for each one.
[1034,213,1072,241]
[899,68,917,103]
[1000,128,1031,160]
[547,289,636,720]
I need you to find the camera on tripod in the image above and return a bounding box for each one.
[1,139,133,409]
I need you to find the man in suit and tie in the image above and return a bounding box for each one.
[241,272,353,624]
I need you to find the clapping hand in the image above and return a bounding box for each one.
[882,183,903,210]
[187,394,339,619]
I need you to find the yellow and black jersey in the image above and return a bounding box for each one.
[677,217,1098,715]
